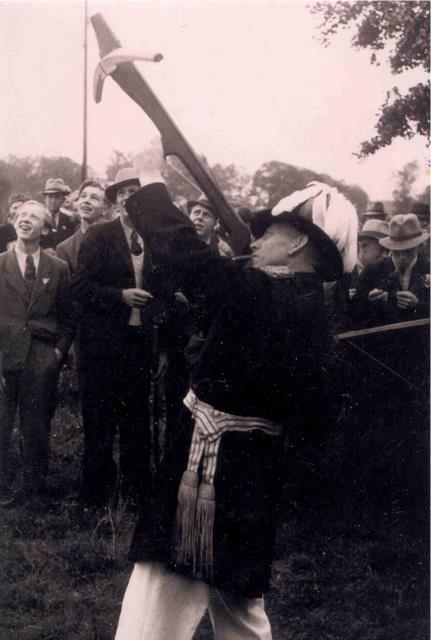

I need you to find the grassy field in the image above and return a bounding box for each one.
[0,368,428,640]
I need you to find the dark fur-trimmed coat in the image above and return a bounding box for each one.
[126,185,332,597]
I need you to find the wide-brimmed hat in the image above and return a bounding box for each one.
[358,219,389,241]
[363,201,385,218]
[186,194,216,218]
[105,168,140,204]
[379,214,429,250]
[263,181,358,279]
[43,178,71,195]
[250,208,343,282]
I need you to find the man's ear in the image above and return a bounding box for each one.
[287,233,308,256]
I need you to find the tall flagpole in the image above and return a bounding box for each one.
[81,0,88,182]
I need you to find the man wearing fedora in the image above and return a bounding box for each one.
[113,141,357,640]
[351,213,430,327]
[72,168,172,508]
[0,200,74,504]
[363,201,387,222]
[41,178,77,251]
[348,219,389,299]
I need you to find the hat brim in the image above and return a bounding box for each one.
[187,200,216,217]
[379,232,429,250]
[250,209,343,281]
[358,231,387,240]
[43,189,69,195]
[105,178,140,204]
[363,212,386,218]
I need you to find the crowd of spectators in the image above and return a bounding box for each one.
[0,174,429,509]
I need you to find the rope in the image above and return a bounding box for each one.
[344,338,425,396]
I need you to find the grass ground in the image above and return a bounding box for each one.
[0,368,428,640]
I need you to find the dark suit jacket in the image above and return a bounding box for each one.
[40,211,77,250]
[0,223,16,253]
[71,218,175,362]
[350,254,430,327]
[56,228,84,274]
[0,249,74,371]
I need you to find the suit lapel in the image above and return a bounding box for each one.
[4,249,30,304]
[28,250,53,310]
[409,257,427,292]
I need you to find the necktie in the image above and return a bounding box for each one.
[24,255,36,291]
[130,230,143,256]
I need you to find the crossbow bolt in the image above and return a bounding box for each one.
[94,47,163,103]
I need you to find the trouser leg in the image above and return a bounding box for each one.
[117,335,151,502]
[208,589,272,640]
[19,340,61,492]
[80,364,117,506]
[115,562,209,640]
[0,371,20,490]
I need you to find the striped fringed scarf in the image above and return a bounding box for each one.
[173,389,282,581]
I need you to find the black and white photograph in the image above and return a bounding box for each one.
[0,1,429,638]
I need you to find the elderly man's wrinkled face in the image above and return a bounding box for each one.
[250,223,307,268]
[391,246,418,270]
[189,204,217,243]
[45,192,66,215]
[14,203,48,242]
[358,237,386,268]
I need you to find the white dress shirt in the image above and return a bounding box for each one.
[393,255,417,291]
[14,245,41,279]
[120,221,145,326]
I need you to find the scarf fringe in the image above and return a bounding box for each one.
[174,470,198,568]
[196,483,215,581]
[173,474,216,581]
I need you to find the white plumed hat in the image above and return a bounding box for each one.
[272,181,358,273]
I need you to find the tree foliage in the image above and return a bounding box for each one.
[251,160,368,213]
[311,1,430,156]
[392,160,419,213]
[105,150,133,183]
[0,155,82,215]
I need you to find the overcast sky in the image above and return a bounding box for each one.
[1,0,429,200]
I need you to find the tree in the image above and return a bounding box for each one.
[392,160,419,213]
[0,155,82,215]
[210,163,252,208]
[311,1,430,156]
[250,160,368,213]
[105,150,133,182]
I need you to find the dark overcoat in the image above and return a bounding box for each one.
[40,211,77,250]
[350,254,430,327]
[126,185,331,598]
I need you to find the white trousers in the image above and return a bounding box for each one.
[115,562,272,640]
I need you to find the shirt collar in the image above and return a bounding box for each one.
[14,244,41,264]
[120,217,143,248]
[392,254,417,276]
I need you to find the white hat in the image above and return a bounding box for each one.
[272,181,358,273]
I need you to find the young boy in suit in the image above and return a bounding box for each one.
[0,200,74,504]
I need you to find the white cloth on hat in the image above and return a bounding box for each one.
[272,181,358,273]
